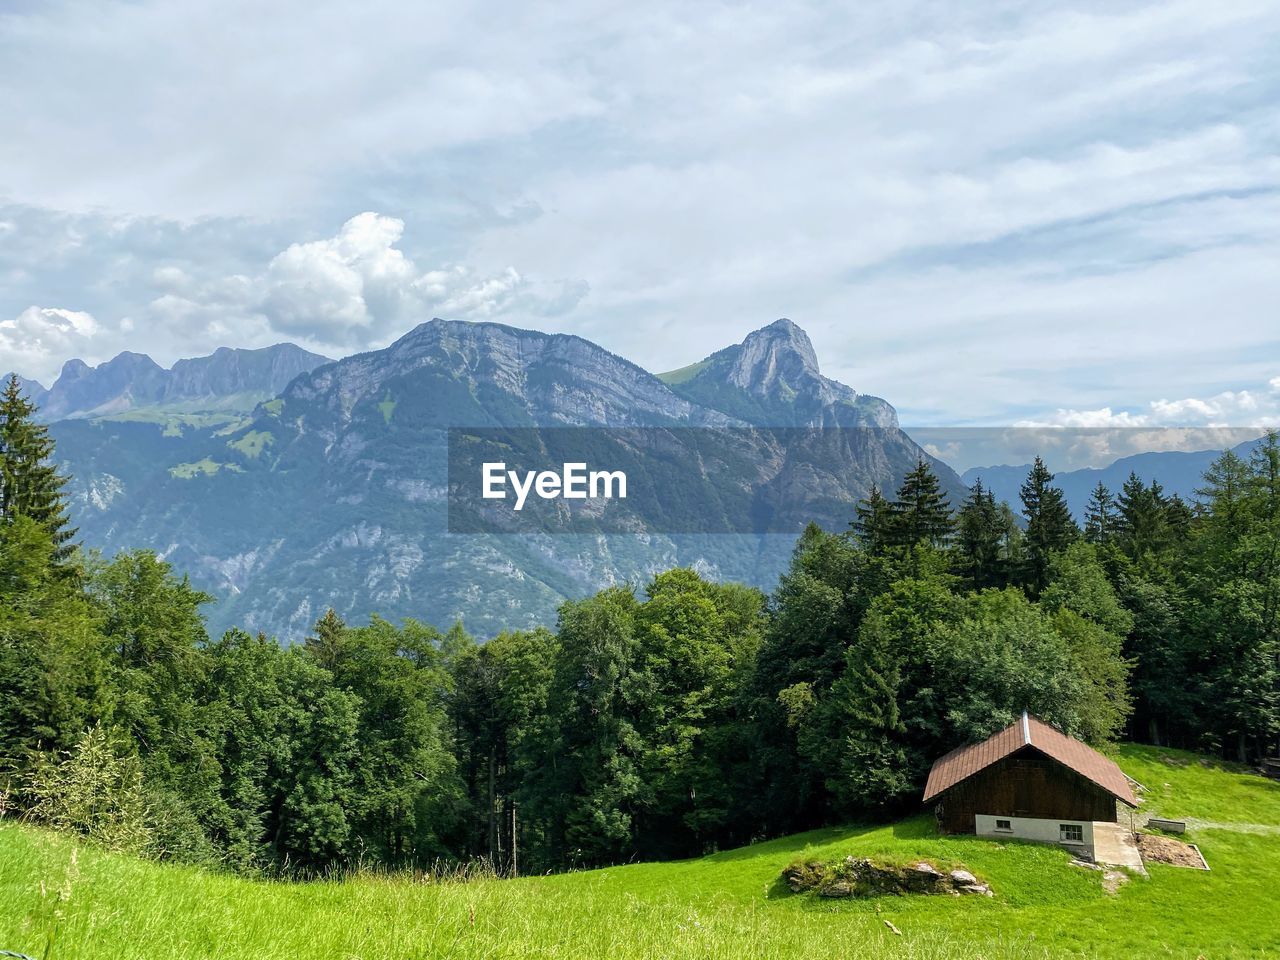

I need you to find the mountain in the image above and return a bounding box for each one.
[3,373,49,406]
[46,319,961,639]
[962,436,1266,518]
[659,318,895,427]
[32,343,331,421]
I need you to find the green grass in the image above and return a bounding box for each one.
[656,360,710,385]
[167,458,238,479]
[97,410,248,436]
[226,430,274,459]
[2,744,1277,959]
[377,390,397,424]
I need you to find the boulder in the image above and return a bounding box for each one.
[949,869,978,885]
[781,860,826,893]
[904,862,945,893]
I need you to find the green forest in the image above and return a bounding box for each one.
[2,374,1278,879]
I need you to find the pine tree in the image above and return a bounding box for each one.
[305,608,348,672]
[851,484,893,554]
[887,459,953,549]
[0,374,76,562]
[1019,456,1077,594]
[1164,493,1194,544]
[1116,472,1168,557]
[954,479,1004,589]
[1083,482,1119,544]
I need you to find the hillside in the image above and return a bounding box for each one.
[2,745,1278,959]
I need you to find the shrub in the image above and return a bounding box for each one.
[23,724,152,854]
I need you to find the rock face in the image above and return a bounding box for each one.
[32,343,330,420]
[165,345,332,405]
[46,318,966,639]
[660,318,898,428]
[281,319,723,431]
[782,857,993,899]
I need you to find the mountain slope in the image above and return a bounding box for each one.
[48,318,961,638]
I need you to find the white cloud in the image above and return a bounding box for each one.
[996,381,1280,467]
[141,213,584,358]
[1020,382,1280,432]
[0,0,1277,427]
[0,306,100,382]
[4,213,587,379]
[253,213,585,351]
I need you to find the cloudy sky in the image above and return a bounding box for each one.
[1,0,1278,437]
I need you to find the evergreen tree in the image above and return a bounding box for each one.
[851,484,892,554]
[0,376,77,563]
[1164,493,1194,545]
[888,459,953,549]
[953,479,1004,589]
[304,608,347,672]
[1019,457,1078,594]
[1117,472,1170,558]
[1083,482,1119,544]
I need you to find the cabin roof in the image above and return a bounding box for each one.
[922,712,1137,807]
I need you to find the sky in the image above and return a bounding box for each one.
[1,0,1278,448]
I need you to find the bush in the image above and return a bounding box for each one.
[23,724,152,854]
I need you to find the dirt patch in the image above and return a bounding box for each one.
[1102,870,1129,895]
[1137,833,1208,869]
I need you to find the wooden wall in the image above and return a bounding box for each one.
[933,746,1119,834]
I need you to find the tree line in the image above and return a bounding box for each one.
[1,374,1277,875]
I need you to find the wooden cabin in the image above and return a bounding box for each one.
[923,713,1137,859]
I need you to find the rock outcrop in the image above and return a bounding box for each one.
[782,857,993,899]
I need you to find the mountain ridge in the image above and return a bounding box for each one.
[10,342,332,421]
[42,317,961,638]
[961,436,1267,517]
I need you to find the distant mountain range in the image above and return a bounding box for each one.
[9,343,330,421]
[34,318,961,639]
[962,437,1265,518]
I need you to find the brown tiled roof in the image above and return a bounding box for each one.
[922,713,1137,807]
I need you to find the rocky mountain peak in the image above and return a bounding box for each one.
[726,318,821,392]
[284,318,720,428]
[58,358,92,381]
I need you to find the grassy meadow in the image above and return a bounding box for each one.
[2,744,1278,960]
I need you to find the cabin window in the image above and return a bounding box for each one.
[994,819,1012,831]
[1059,824,1084,843]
